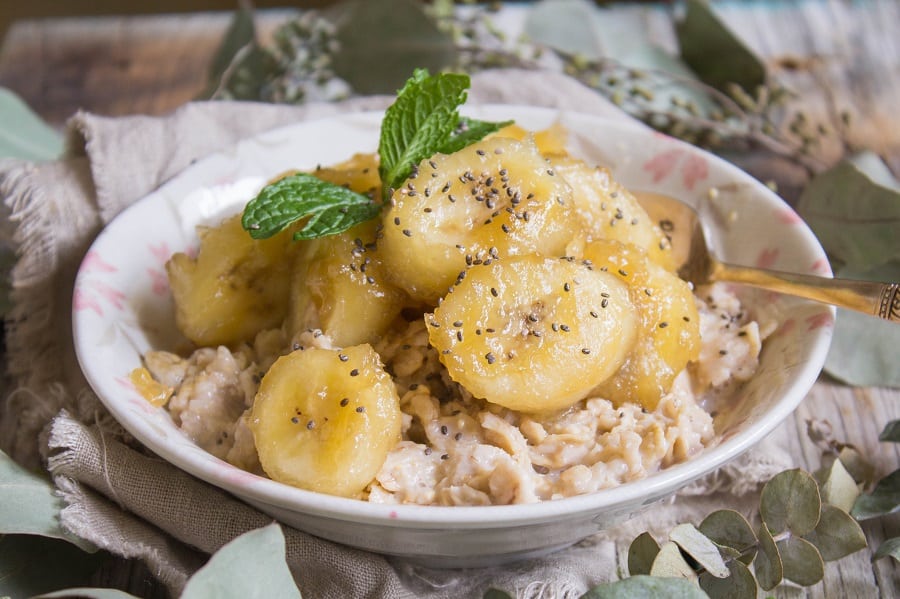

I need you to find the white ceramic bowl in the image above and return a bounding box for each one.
[72,106,833,567]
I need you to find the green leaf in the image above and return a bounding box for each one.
[523,0,604,60]
[837,446,876,486]
[0,88,64,161]
[201,6,257,99]
[698,510,757,566]
[37,588,140,598]
[181,523,300,599]
[627,532,660,576]
[776,536,825,587]
[669,523,729,579]
[437,117,514,155]
[378,69,470,194]
[212,43,280,101]
[241,173,380,240]
[580,575,709,599]
[880,420,900,443]
[698,560,756,599]
[0,450,82,546]
[482,589,513,599]
[675,0,766,93]
[0,535,105,598]
[851,468,900,520]
[330,0,457,95]
[826,302,900,388]
[804,504,867,561]
[649,541,698,582]
[760,469,821,535]
[819,458,860,513]
[796,154,900,273]
[754,523,783,592]
[872,536,900,563]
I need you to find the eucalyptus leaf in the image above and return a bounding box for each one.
[803,504,867,561]
[698,510,757,566]
[776,536,825,587]
[796,154,900,273]
[760,469,821,535]
[879,420,900,443]
[201,6,257,99]
[627,531,660,576]
[330,0,457,95]
[823,262,900,388]
[482,589,513,599]
[669,523,729,579]
[851,468,900,520]
[820,458,861,513]
[37,588,140,598]
[0,535,104,598]
[181,523,300,599]
[698,560,756,599]
[675,0,766,93]
[213,44,280,101]
[0,87,64,161]
[837,446,876,486]
[649,541,698,582]
[0,450,90,549]
[872,536,900,563]
[754,522,783,591]
[523,0,604,60]
[580,575,708,599]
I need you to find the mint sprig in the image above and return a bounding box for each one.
[242,173,380,240]
[242,68,511,240]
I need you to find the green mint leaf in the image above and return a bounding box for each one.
[377,68,470,195]
[437,117,514,155]
[242,173,380,240]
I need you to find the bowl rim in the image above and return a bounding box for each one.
[72,105,834,529]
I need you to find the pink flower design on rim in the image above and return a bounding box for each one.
[642,148,709,191]
[79,250,117,275]
[148,268,169,296]
[810,258,832,276]
[756,248,780,269]
[777,208,803,225]
[681,154,708,191]
[643,149,683,184]
[73,287,104,315]
[805,312,834,331]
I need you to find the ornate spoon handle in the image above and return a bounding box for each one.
[711,261,900,323]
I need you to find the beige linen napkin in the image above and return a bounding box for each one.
[0,69,791,598]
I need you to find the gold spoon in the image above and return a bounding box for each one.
[635,191,899,323]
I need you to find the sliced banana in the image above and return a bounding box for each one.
[552,156,676,271]
[380,136,580,305]
[167,213,294,347]
[492,122,570,158]
[288,214,408,348]
[249,344,402,498]
[583,239,701,410]
[427,255,638,413]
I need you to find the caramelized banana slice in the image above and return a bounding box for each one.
[380,136,579,305]
[583,239,701,410]
[428,255,638,413]
[167,214,294,347]
[249,344,402,498]
[552,156,676,271]
[287,154,408,347]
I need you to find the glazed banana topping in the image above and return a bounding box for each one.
[142,126,772,504]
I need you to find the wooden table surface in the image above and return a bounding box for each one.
[1,3,898,598]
